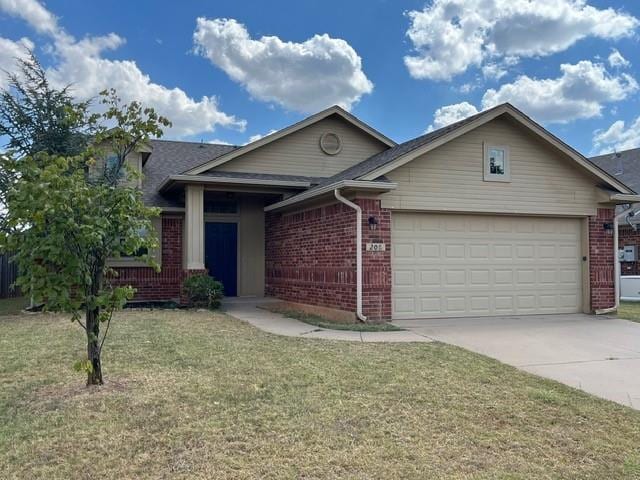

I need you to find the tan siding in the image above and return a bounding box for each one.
[382,117,600,216]
[215,115,388,177]
[238,196,265,296]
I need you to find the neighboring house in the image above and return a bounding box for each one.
[110,103,639,321]
[591,148,640,276]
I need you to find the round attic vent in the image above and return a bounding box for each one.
[319,132,342,155]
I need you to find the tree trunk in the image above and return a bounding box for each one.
[86,306,103,385]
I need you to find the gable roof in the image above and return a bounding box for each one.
[311,106,493,190]
[143,139,236,208]
[312,103,633,195]
[590,147,640,194]
[277,103,640,211]
[182,105,396,176]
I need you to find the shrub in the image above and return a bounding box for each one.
[183,274,224,309]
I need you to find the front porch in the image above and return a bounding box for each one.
[184,185,282,298]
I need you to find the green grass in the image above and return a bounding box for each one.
[617,301,640,323]
[1,310,640,479]
[264,306,404,332]
[0,296,28,316]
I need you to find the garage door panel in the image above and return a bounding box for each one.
[392,213,582,319]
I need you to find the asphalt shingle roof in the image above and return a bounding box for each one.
[143,140,237,207]
[200,170,323,184]
[590,148,640,194]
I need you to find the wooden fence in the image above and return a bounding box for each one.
[0,252,20,298]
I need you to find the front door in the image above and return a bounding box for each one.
[205,222,238,297]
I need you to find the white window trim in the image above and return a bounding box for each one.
[483,143,511,182]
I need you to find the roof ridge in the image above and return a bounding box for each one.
[150,138,239,148]
[590,146,640,159]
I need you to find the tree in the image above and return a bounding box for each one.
[0,89,170,385]
[0,50,96,232]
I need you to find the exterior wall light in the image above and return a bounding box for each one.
[603,222,614,235]
[368,216,379,231]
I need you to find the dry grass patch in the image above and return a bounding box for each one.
[1,309,640,479]
[618,301,640,323]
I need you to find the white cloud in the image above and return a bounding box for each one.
[244,129,278,145]
[593,117,640,153]
[0,36,32,88]
[0,0,58,34]
[608,48,631,68]
[0,0,245,138]
[193,18,373,113]
[427,102,479,132]
[405,0,639,80]
[482,63,508,81]
[46,34,246,137]
[481,60,638,123]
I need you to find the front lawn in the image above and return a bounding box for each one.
[264,305,404,332]
[618,301,640,323]
[1,310,640,479]
[0,296,27,316]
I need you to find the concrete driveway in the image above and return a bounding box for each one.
[393,314,640,409]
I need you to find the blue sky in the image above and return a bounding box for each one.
[0,0,639,155]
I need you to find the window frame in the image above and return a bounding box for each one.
[483,143,511,182]
[107,216,162,268]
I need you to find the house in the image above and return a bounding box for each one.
[110,103,639,321]
[591,147,640,276]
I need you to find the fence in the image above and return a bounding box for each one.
[0,252,20,298]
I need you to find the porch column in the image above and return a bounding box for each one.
[185,184,205,270]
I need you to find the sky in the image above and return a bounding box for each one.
[0,0,639,156]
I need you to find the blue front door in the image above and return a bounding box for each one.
[204,222,238,297]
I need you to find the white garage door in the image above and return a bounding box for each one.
[392,213,583,319]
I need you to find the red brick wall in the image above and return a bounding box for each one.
[619,226,640,275]
[265,198,392,321]
[111,215,185,302]
[589,208,615,311]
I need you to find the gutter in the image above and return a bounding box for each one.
[334,189,367,323]
[158,174,312,193]
[264,180,397,212]
[596,203,640,315]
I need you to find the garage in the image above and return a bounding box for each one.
[392,212,584,319]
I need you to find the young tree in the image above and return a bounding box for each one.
[0,89,170,385]
[0,51,96,232]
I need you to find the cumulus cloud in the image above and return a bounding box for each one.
[608,48,631,68]
[0,0,245,138]
[405,0,639,80]
[481,61,638,123]
[0,0,58,34]
[593,117,640,153]
[427,102,479,131]
[193,18,373,113]
[482,63,508,81]
[430,60,638,129]
[0,36,32,88]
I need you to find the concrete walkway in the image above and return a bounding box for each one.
[395,313,640,409]
[222,299,431,343]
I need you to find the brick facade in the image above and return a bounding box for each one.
[265,198,392,321]
[112,215,185,302]
[588,208,615,311]
[619,226,640,275]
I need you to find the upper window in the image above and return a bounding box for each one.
[105,153,125,180]
[484,144,511,182]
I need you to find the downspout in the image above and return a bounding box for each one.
[596,203,640,314]
[334,189,367,322]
